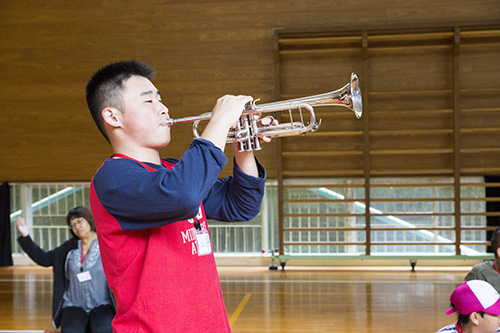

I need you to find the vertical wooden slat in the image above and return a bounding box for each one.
[273,31,285,256]
[453,27,462,255]
[362,31,371,255]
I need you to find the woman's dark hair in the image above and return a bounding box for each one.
[66,206,95,237]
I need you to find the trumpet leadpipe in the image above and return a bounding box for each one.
[165,112,213,126]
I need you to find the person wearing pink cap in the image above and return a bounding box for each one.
[436,280,500,333]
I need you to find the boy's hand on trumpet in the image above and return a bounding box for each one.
[202,95,253,152]
[231,112,279,178]
[254,114,279,143]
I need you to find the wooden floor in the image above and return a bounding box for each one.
[0,265,470,332]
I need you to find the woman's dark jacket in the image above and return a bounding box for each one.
[18,235,79,328]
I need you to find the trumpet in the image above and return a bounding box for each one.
[166,73,362,151]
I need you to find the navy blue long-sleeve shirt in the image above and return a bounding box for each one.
[91,138,266,230]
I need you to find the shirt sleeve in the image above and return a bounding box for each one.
[202,157,266,222]
[92,139,230,230]
[464,269,478,281]
[17,235,55,267]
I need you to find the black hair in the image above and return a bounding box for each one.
[492,227,500,257]
[451,303,485,326]
[85,60,156,142]
[66,206,95,238]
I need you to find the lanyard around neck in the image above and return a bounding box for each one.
[80,242,89,272]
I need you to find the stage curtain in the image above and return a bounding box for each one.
[0,182,13,266]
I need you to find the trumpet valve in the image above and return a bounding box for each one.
[250,117,262,151]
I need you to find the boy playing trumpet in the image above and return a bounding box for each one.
[86,60,271,332]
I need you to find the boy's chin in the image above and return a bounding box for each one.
[155,139,171,149]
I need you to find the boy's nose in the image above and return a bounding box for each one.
[160,105,169,115]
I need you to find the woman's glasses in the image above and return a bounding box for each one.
[69,218,86,229]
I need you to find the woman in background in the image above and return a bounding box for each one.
[16,206,114,333]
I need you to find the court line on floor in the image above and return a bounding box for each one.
[220,279,459,284]
[229,292,252,327]
[0,278,459,284]
[0,279,53,282]
[0,331,55,333]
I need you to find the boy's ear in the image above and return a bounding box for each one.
[102,107,122,128]
[469,312,481,325]
[496,247,500,258]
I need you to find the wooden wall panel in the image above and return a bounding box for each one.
[370,131,453,151]
[1,0,499,181]
[369,92,453,111]
[459,28,500,175]
[277,25,500,178]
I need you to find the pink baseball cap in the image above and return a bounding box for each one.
[446,280,500,316]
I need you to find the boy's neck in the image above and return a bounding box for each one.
[460,322,473,333]
[112,146,162,165]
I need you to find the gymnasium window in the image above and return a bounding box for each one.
[9,176,489,259]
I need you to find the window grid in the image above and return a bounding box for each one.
[282,177,489,256]
[10,183,274,256]
[9,176,491,259]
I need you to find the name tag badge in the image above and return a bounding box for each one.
[77,271,92,282]
[194,228,212,256]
